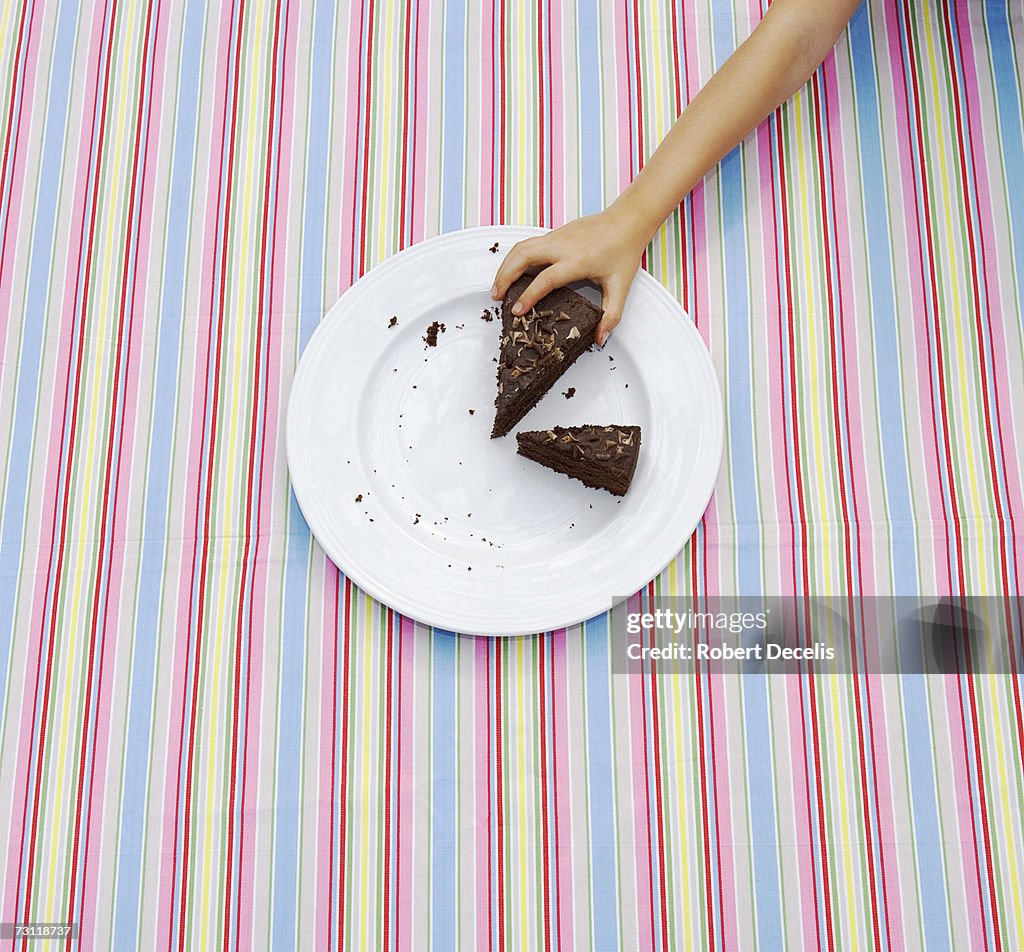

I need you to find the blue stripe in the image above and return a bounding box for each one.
[575,0,602,215]
[271,0,336,946]
[984,4,1024,329]
[430,630,458,950]
[584,614,619,950]
[0,0,77,707]
[111,0,205,946]
[440,0,465,233]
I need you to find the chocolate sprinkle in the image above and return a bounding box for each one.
[388,315,398,328]
[423,321,446,346]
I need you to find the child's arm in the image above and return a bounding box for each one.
[492,0,861,344]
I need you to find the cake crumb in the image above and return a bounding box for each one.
[489,242,499,253]
[480,309,495,322]
[388,315,398,328]
[467,566,473,571]
[423,321,446,346]
[562,387,576,399]
[468,409,475,415]
[354,494,362,502]
[413,514,421,525]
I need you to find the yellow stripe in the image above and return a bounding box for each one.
[50,0,141,917]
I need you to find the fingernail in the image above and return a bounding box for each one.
[490,284,497,299]
[512,302,523,315]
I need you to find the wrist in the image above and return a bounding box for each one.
[605,189,665,251]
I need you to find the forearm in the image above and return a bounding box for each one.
[610,0,860,245]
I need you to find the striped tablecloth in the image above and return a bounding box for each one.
[2,1,1023,949]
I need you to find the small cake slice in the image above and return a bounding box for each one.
[491,276,602,438]
[516,424,642,496]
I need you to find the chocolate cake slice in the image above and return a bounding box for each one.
[490,276,602,438]
[516,425,642,496]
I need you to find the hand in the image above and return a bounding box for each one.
[490,208,648,345]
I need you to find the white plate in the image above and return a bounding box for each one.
[286,226,723,636]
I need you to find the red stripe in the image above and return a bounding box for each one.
[809,72,889,952]
[637,621,658,945]
[357,0,376,278]
[944,0,1024,893]
[704,635,726,951]
[175,1,250,944]
[647,581,670,948]
[382,611,395,952]
[326,584,339,946]
[497,0,506,225]
[337,577,353,952]
[536,0,545,226]
[398,0,412,248]
[897,8,998,946]
[690,565,716,951]
[67,0,160,942]
[0,0,35,291]
[345,0,368,286]
[18,0,121,932]
[164,1,241,945]
[537,637,552,952]
[549,637,563,952]
[947,3,1024,759]
[220,2,285,945]
[487,647,494,952]
[395,620,405,952]
[768,116,825,952]
[494,646,506,952]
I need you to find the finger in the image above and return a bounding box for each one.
[510,262,575,315]
[595,278,628,346]
[491,238,550,300]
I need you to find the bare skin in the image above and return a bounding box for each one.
[492,0,862,344]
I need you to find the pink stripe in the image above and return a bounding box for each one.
[0,0,42,344]
[953,5,1024,585]
[338,0,366,290]
[880,11,988,943]
[753,108,821,947]
[550,631,575,952]
[232,0,300,943]
[479,0,495,225]
[317,577,342,944]
[3,0,109,924]
[156,1,238,943]
[547,0,564,225]
[76,1,170,945]
[625,595,654,951]
[395,615,415,952]
[879,4,956,592]
[613,0,632,194]
[818,53,905,947]
[410,0,429,243]
[474,638,491,952]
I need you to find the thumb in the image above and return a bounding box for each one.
[596,278,628,346]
